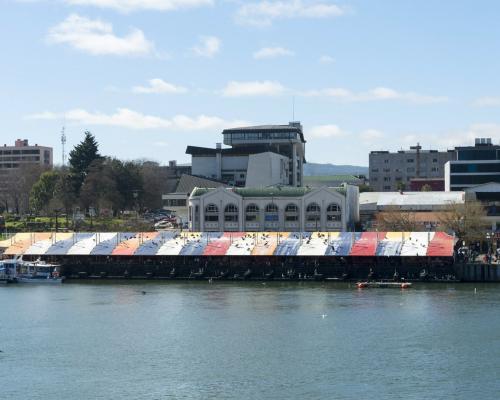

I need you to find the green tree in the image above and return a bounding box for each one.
[30,171,60,214]
[69,131,101,193]
[421,184,432,192]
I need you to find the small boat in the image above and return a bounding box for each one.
[0,258,20,283]
[17,259,64,284]
[356,281,412,289]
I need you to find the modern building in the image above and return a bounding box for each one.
[464,182,500,232]
[0,139,52,171]
[188,185,359,232]
[0,139,53,211]
[445,138,500,191]
[186,122,306,187]
[369,144,455,191]
[360,191,465,231]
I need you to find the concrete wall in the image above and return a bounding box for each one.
[245,152,290,187]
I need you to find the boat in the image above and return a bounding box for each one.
[16,259,64,284]
[0,258,21,283]
[356,281,412,289]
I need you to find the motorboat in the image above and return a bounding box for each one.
[16,259,64,284]
[0,258,21,283]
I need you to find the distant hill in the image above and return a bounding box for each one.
[304,163,368,177]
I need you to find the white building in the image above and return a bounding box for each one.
[188,185,359,232]
[186,122,306,187]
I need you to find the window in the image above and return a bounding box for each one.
[407,159,414,163]
[327,203,342,222]
[245,204,259,221]
[407,167,415,173]
[285,203,299,222]
[431,167,438,172]
[383,185,391,190]
[205,204,219,222]
[224,204,238,222]
[371,168,379,173]
[433,158,438,163]
[306,203,321,222]
[384,177,391,182]
[265,203,279,222]
[384,159,389,164]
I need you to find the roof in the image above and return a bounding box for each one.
[186,145,285,157]
[360,191,465,211]
[304,175,362,183]
[222,123,305,142]
[191,186,346,198]
[174,174,227,194]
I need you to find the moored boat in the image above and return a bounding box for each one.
[356,281,412,289]
[16,259,64,284]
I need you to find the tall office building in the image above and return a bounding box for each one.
[0,139,53,211]
[186,122,306,187]
[369,144,455,191]
[445,138,500,191]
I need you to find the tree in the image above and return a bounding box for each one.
[421,184,432,192]
[54,171,78,225]
[30,171,60,214]
[79,159,120,215]
[2,164,46,214]
[376,206,418,231]
[396,181,406,192]
[139,161,168,210]
[68,131,101,193]
[438,200,489,244]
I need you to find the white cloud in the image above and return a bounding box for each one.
[253,46,294,59]
[360,129,384,142]
[132,78,187,94]
[191,36,221,58]
[236,0,345,26]
[47,14,154,56]
[309,124,347,139]
[435,123,500,148]
[221,80,286,97]
[319,55,335,64]
[304,86,448,104]
[27,108,247,131]
[474,97,500,107]
[64,0,213,12]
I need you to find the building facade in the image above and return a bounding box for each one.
[186,122,306,188]
[188,185,359,232]
[445,138,500,191]
[369,144,455,191]
[0,139,53,211]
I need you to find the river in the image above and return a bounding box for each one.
[1,281,499,399]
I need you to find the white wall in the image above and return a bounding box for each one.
[245,152,289,187]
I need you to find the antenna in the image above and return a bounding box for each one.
[292,96,295,121]
[61,126,67,167]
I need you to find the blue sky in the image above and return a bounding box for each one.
[2,0,500,166]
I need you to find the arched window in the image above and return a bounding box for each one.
[285,203,299,222]
[245,204,259,222]
[265,203,279,222]
[265,203,279,213]
[205,204,219,222]
[306,203,321,222]
[327,203,342,221]
[224,203,238,222]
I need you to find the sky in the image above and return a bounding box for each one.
[2,0,500,167]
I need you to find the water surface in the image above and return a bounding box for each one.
[1,281,499,399]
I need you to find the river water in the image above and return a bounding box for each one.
[1,281,499,399]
